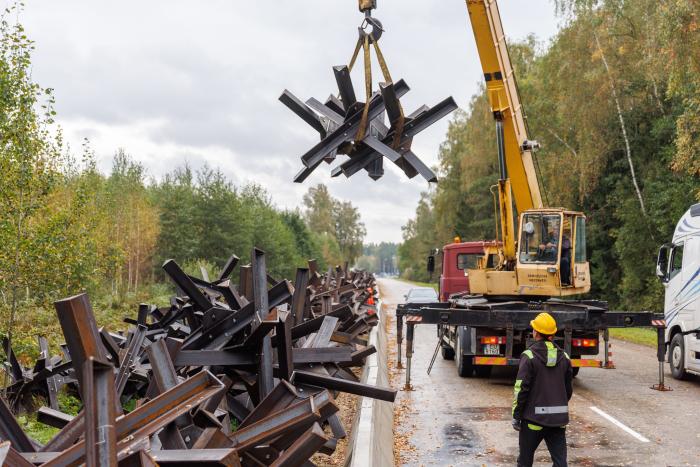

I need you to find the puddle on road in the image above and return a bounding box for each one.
[442,423,482,456]
[458,406,512,421]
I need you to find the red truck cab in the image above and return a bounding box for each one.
[439,241,498,301]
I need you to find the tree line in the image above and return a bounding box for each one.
[399,0,699,311]
[356,243,399,275]
[0,7,366,354]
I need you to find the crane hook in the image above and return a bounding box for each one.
[359,16,384,43]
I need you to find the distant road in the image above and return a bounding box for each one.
[379,278,700,467]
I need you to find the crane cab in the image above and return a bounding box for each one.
[468,209,591,298]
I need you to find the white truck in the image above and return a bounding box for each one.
[657,203,700,379]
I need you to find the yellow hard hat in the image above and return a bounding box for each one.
[531,312,557,335]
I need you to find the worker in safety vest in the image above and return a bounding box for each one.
[512,312,573,467]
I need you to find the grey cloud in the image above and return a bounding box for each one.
[20,0,559,242]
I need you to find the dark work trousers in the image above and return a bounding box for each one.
[517,423,567,467]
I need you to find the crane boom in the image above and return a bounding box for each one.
[466,0,543,212]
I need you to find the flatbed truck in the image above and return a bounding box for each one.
[396,298,665,386]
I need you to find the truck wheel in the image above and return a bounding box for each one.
[670,333,688,380]
[455,327,474,377]
[441,345,455,360]
[572,367,580,378]
[474,365,492,378]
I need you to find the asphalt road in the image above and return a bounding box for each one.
[379,278,700,467]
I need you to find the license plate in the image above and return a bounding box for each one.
[483,344,500,355]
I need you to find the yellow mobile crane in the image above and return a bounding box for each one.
[465,0,590,298]
[355,0,590,299]
[387,0,664,382]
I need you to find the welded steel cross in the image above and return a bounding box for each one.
[280,65,457,183]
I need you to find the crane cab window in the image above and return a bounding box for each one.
[519,214,561,264]
[456,254,479,270]
[574,217,586,263]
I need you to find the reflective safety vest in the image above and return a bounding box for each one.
[512,340,573,428]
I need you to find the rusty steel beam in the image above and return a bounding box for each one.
[184,302,256,351]
[287,306,353,342]
[293,347,353,364]
[117,450,158,467]
[1,337,23,384]
[115,323,146,397]
[36,336,61,411]
[174,350,257,367]
[339,346,377,367]
[276,310,294,382]
[310,316,339,348]
[98,329,121,368]
[291,268,310,326]
[268,390,338,454]
[42,371,223,466]
[162,259,212,311]
[267,279,294,309]
[54,293,110,398]
[252,248,270,321]
[191,428,234,449]
[229,397,320,452]
[37,407,74,429]
[243,308,279,348]
[271,423,328,467]
[305,97,345,125]
[239,380,299,430]
[280,90,327,135]
[333,66,357,114]
[145,339,179,393]
[150,449,241,466]
[33,449,242,467]
[41,412,85,453]
[145,339,190,449]
[252,248,274,400]
[83,358,117,467]
[301,79,410,169]
[6,446,34,467]
[281,69,454,183]
[2,249,384,467]
[293,370,396,402]
[0,396,35,452]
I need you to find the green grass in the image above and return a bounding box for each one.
[609,328,657,347]
[18,393,82,444]
[17,414,59,444]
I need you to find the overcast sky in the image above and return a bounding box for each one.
[17,1,562,243]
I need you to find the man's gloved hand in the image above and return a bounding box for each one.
[512,419,521,431]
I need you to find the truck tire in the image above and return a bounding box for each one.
[572,367,580,378]
[441,345,455,360]
[455,326,474,378]
[670,333,688,380]
[474,365,492,378]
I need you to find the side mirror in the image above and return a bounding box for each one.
[656,245,670,282]
[427,255,435,274]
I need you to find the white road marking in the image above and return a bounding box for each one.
[589,406,650,443]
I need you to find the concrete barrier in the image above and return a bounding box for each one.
[347,299,395,467]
